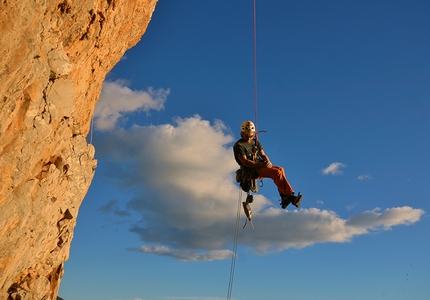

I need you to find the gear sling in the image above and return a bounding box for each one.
[235,138,263,228]
[235,138,262,193]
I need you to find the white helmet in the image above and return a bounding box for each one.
[241,120,256,134]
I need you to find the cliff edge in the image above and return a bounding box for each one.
[0,1,157,299]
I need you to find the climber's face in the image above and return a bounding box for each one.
[241,131,255,141]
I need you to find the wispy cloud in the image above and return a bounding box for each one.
[95,115,425,261]
[94,80,169,130]
[322,162,347,175]
[346,203,358,211]
[162,297,230,300]
[358,174,373,181]
[128,246,232,262]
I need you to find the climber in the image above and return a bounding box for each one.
[233,120,303,209]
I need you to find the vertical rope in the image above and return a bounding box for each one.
[227,2,258,299]
[253,0,258,131]
[227,189,242,300]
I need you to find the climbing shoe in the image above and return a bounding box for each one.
[280,194,292,209]
[291,192,303,208]
[281,193,303,209]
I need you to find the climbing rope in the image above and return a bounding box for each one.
[227,1,259,299]
[253,0,259,131]
[227,189,243,300]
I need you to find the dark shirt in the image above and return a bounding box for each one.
[233,138,263,166]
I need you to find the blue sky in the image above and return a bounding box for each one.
[59,1,429,299]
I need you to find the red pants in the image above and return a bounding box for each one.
[256,166,294,196]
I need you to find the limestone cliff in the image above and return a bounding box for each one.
[0,0,157,299]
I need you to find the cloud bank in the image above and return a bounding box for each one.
[95,115,425,261]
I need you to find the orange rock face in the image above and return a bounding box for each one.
[0,1,157,299]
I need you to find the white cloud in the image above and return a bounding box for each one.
[235,206,424,254]
[345,207,423,229]
[322,162,347,175]
[94,80,169,130]
[358,174,373,181]
[96,116,425,261]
